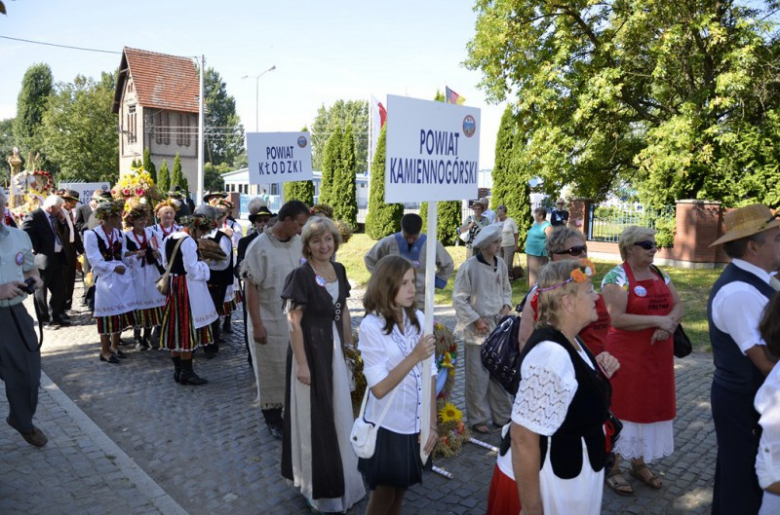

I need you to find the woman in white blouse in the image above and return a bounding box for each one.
[510,260,619,515]
[357,255,437,515]
[756,293,780,502]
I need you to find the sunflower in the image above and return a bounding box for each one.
[439,402,463,423]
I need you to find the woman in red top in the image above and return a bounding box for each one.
[601,226,683,495]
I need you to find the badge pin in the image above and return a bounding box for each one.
[634,285,647,297]
[315,274,327,287]
[300,257,307,265]
[412,260,421,268]
[15,252,24,266]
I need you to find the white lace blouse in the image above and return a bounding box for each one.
[511,340,595,436]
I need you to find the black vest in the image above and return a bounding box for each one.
[521,327,612,479]
[208,231,234,286]
[708,263,776,394]
[165,236,190,275]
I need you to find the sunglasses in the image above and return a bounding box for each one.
[555,244,587,256]
[634,240,657,250]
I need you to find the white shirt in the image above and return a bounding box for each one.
[756,363,780,489]
[358,310,438,435]
[203,228,233,272]
[711,258,772,354]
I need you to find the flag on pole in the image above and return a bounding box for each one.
[445,86,466,105]
[369,95,387,165]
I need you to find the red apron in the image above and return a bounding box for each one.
[606,262,676,423]
[532,292,610,356]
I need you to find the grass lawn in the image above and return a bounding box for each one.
[338,233,720,351]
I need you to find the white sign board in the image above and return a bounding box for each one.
[246,132,313,185]
[58,182,111,206]
[385,95,480,203]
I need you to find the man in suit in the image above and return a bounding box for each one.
[59,189,85,312]
[74,189,100,234]
[22,195,70,327]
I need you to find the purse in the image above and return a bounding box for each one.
[156,237,185,295]
[649,265,691,358]
[350,387,397,459]
[480,314,522,395]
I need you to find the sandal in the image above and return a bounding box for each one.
[629,463,663,490]
[605,468,634,496]
[472,424,490,434]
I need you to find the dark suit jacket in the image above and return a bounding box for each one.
[75,203,93,234]
[235,232,260,278]
[22,208,66,270]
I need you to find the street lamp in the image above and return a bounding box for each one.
[242,65,276,132]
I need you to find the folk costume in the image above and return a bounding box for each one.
[280,263,365,513]
[242,228,302,427]
[84,225,136,334]
[510,327,612,515]
[160,232,217,353]
[453,249,514,429]
[123,226,166,339]
[149,222,181,261]
[364,232,454,308]
[202,227,233,357]
[602,263,676,462]
[221,216,243,327]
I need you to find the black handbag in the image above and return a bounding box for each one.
[480,315,522,395]
[673,324,692,358]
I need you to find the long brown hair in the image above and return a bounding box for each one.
[759,291,780,358]
[363,255,421,335]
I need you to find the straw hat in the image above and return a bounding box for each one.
[471,223,502,249]
[709,204,780,246]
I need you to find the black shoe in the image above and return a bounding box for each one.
[179,370,208,385]
[52,319,71,327]
[112,350,127,359]
[58,312,71,321]
[222,322,233,334]
[100,354,121,364]
[135,340,151,351]
[268,424,283,440]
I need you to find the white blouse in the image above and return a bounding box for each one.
[358,310,438,435]
[756,363,780,489]
[512,340,595,436]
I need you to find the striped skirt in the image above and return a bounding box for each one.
[133,307,163,329]
[96,312,135,336]
[160,276,213,352]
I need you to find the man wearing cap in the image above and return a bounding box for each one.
[364,213,454,308]
[168,186,191,222]
[60,189,84,312]
[0,188,48,447]
[708,204,780,515]
[453,223,513,434]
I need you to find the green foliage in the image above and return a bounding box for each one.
[284,125,315,205]
[171,153,184,188]
[318,128,342,206]
[331,123,358,227]
[655,217,676,249]
[0,118,16,183]
[466,0,780,208]
[204,68,245,167]
[420,200,463,247]
[42,72,118,183]
[14,63,54,169]
[310,100,367,171]
[157,159,170,193]
[365,126,403,239]
[143,147,156,183]
[204,162,228,192]
[181,177,190,197]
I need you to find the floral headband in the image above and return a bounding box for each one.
[94,201,125,220]
[154,199,176,213]
[537,259,597,293]
[181,214,217,231]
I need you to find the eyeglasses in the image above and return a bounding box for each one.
[634,240,657,250]
[555,244,587,256]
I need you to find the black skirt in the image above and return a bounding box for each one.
[358,427,432,490]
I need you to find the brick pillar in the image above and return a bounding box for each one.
[673,200,725,264]
[569,198,593,237]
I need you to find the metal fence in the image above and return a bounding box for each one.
[588,204,675,242]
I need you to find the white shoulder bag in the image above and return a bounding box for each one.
[350,387,398,459]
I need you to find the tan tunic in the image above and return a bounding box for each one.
[453,255,513,345]
[242,228,303,408]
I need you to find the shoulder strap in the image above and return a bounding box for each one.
[359,387,399,426]
[164,237,187,275]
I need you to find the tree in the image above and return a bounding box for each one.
[0,118,16,185]
[331,123,358,227]
[42,72,118,183]
[14,63,54,169]
[204,67,245,167]
[157,159,170,194]
[491,106,533,246]
[203,162,228,192]
[420,89,463,244]
[310,100,368,171]
[143,147,157,183]
[171,153,184,188]
[318,128,342,206]
[284,125,315,206]
[365,126,403,239]
[466,0,780,207]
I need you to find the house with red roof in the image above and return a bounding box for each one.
[112,47,199,190]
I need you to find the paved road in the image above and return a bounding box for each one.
[0,286,716,514]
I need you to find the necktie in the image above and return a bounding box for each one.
[49,215,63,246]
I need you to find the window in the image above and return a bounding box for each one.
[127,105,137,144]
[176,113,191,147]
[155,112,163,145]
[162,112,170,145]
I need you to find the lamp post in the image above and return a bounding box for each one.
[242,65,276,132]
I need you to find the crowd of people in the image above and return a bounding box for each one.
[3,184,780,515]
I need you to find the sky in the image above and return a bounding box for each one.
[0,0,507,169]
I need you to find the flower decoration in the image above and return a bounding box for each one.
[439,403,462,423]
